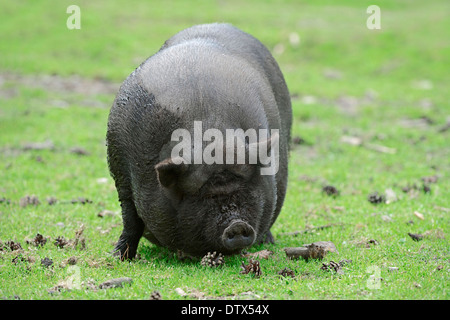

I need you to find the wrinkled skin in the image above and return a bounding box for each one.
[106,23,292,259]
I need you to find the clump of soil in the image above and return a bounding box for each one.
[19,195,40,207]
[322,185,340,197]
[46,197,58,205]
[201,251,224,268]
[71,197,92,205]
[292,136,307,145]
[408,233,424,241]
[41,257,53,268]
[53,225,86,250]
[60,256,78,267]
[240,259,262,278]
[0,240,23,251]
[368,191,385,204]
[26,233,48,247]
[54,236,69,248]
[69,147,90,156]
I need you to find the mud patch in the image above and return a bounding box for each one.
[0,72,119,98]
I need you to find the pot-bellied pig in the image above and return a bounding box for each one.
[106,23,292,259]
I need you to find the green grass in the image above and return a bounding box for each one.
[0,0,448,300]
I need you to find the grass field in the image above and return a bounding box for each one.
[0,0,448,300]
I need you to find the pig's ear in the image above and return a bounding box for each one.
[262,131,279,154]
[155,157,188,189]
[248,131,279,157]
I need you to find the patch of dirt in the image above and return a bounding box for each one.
[280,223,341,237]
[0,72,120,99]
[22,140,55,151]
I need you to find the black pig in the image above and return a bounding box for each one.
[107,23,292,259]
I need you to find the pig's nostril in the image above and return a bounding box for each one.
[222,220,255,250]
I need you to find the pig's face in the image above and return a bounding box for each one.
[154,159,274,256]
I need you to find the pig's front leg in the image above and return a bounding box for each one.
[113,199,144,260]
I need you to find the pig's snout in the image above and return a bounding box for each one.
[222,220,256,251]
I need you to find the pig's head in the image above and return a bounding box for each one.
[153,135,278,257]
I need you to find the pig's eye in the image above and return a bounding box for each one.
[199,169,243,196]
[226,164,256,180]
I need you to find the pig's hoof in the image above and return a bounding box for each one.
[113,240,137,261]
[262,231,275,244]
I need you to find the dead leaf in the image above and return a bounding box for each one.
[242,249,273,259]
[414,211,424,220]
[341,135,362,146]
